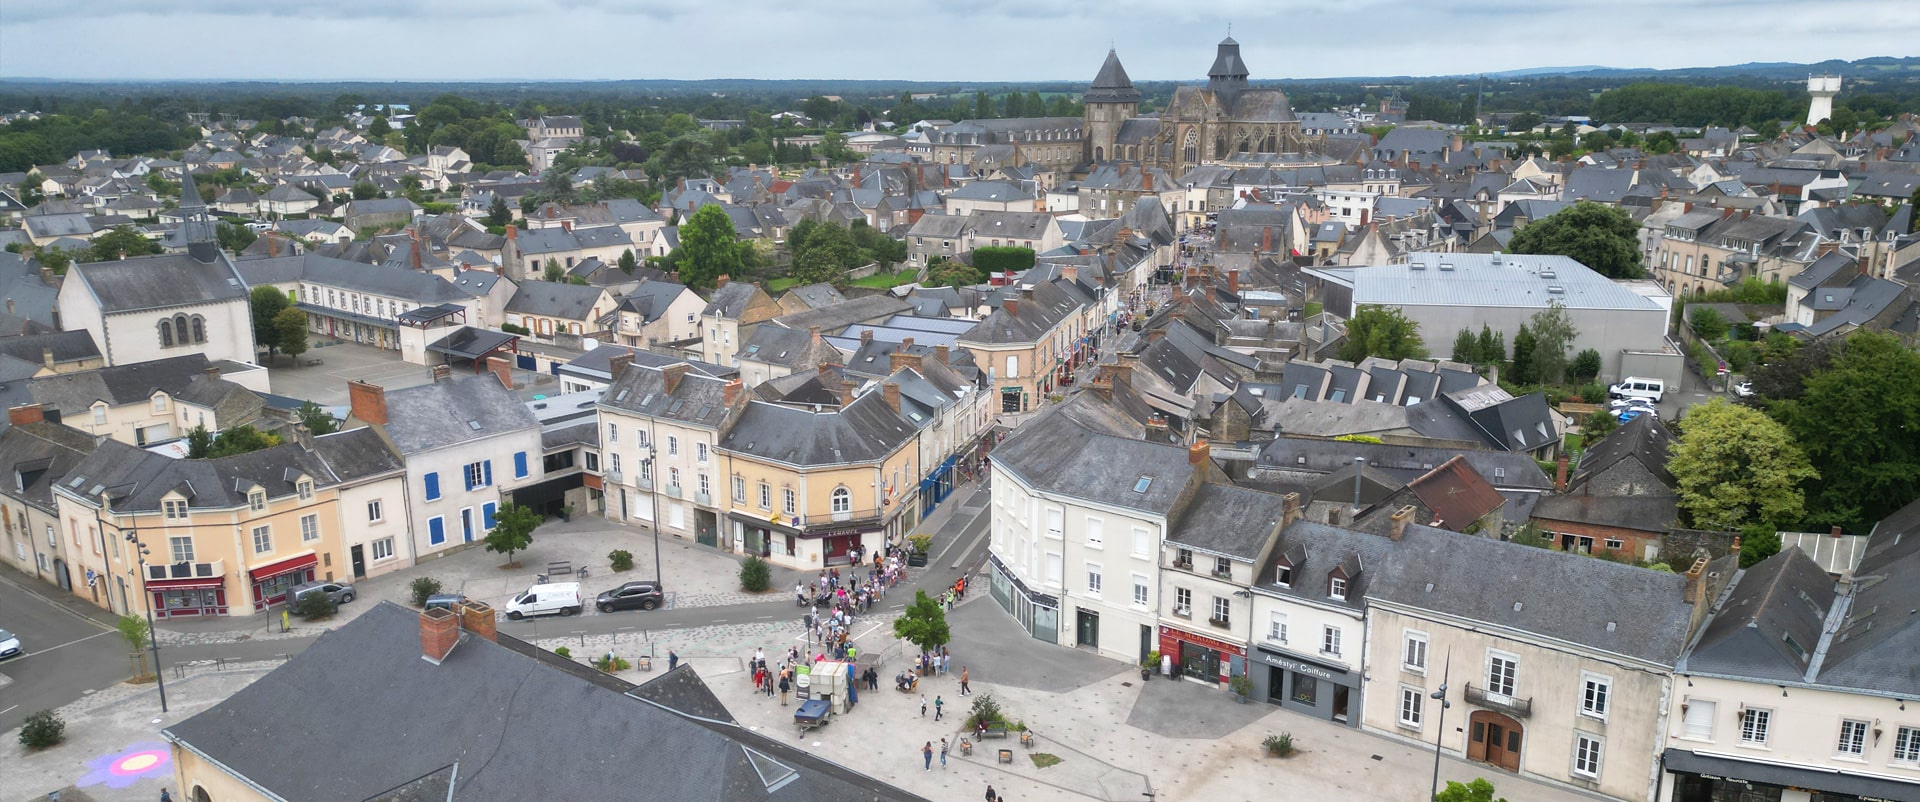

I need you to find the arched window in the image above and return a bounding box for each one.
[1094,147,1104,162]
[831,487,851,514]
[192,787,212,802]
[1215,134,1228,160]
[191,315,206,343]
[158,319,174,346]
[174,314,190,343]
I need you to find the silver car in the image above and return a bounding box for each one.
[288,580,356,610]
[0,627,21,660]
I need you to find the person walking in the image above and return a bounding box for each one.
[985,785,997,802]
[667,650,679,670]
[960,666,971,695]
[778,674,791,706]
[921,741,934,772]
[940,737,949,767]
[920,694,928,717]
[934,695,945,721]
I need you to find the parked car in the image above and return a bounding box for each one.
[503,582,582,620]
[0,627,20,660]
[596,581,664,613]
[1732,380,1754,398]
[423,593,469,612]
[288,580,355,612]
[1608,376,1666,403]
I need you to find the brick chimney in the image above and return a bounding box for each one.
[838,376,855,407]
[663,363,690,394]
[268,234,280,257]
[1830,525,1844,538]
[1554,453,1570,492]
[890,347,924,374]
[809,325,823,346]
[1188,439,1210,467]
[8,404,45,426]
[716,274,730,288]
[1145,413,1168,441]
[1683,556,1710,605]
[506,224,517,240]
[1282,492,1302,528]
[882,381,901,413]
[348,380,387,425]
[1389,505,1416,541]
[1327,507,1344,526]
[1061,264,1079,283]
[487,354,515,389]
[419,607,460,664]
[410,232,423,270]
[860,329,874,345]
[1262,227,1273,252]
[934,344,950,365]
[457,600,497,643]
[723,378,743,407]
[1227,269,1240,295]
[1002,297,1020,318]
[607,351,635,382]
[431,364,453,383]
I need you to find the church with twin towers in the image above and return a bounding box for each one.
[926,37,1329,175]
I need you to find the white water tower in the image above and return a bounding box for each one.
[1807,75,1841,126]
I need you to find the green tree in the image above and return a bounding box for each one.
[296,400,338,435]
[18,710,64,750]
[1477,324,1501,364]
[973,246,1036,275]
[1526,301,1579,385]
[543,259,566,283]
[925,258,985,288]
[1669,399,1817,531]
[1771,331,1920,528]
[185,424,214,458]
[1505,201,1646,279]
[351,180,379,200]
[1738,524,1783,569]
[1570,348,1602,383]
[483,503,540,566]
[249,286,290,358]
[674,204,748,289]
[85,226,162,262]
[1337,306,1428,362]
[273,306,309,360]
[618,248,637,273]
[217,221,257,253]
[892,589,952,653]
[1434,777,1508,802]
[974,91,993,120]
[1451,328,1478,363]
[117,615,152,679]
[487,194,512,228]
[1510,323,1537,384]
[205,425,282,458]
[1689,307,1728,341]
[739,554,772,592]
[368,115,391,138]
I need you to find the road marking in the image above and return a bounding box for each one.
[0,705,16,718]
[14,630,114,660]
[756,615,772,620]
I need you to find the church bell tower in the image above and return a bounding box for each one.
[1084,49,1141,163]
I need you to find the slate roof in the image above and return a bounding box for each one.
[1165,483,1288,560]
[988,400,1195,516]
[718,392,915,468]
[772,295,912,333]
[28,354,215,412]
[163,602,930,802]
[1085,50,1142,104]
[1570,414,1673,488]
[598,362,735,429]
[379,375,539,455]
[0,329,100,366]
[68,252,248,314]
[1531,494,1679,534]
[0,420,101,509]
[307,426,405,482]
[701,281,765,319]
[505,280,607,321]
[295,255,470,303]
[1679,547,1833,683]
[59,437,336,514]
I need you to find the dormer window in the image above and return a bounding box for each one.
[164,499,189,519]
[1329,576,1348,601]
[297,480,312,500]
[1212,556,1232,578]
[248,490,265,512]
[1174,548,1193,569]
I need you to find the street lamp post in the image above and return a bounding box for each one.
[125,532,169,713]
[642,442,663,585]
[1428,649,1453,801]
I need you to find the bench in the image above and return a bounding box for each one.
[539,561,572,583]
[979,725,1009,740]
[304,357,324,367]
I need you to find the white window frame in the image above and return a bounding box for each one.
[169,535,194,563]
[1837,719,1869,758]
[1398,686,1424,730]
[1739,708,1771,746]
[297,480,312,500]
[1174,587,1192,615]
[251,524,272,554]
[1131,574,1149,607]
[300,513,320,542]
[1329,576,1348,601]
[1210,595,1230,625]
[248,490,265,512]
[732,475,746,503]
[371,537,395,561]
[1321,624,1342,657]
[1485,650,1518,699]
[1572,734,1603,779]
[1403,630,1428,674]
[367,499,383,522]
[164,499,189,519]
[1131,526,1150,558]
[783,488,797,515]
[1267,612,1288,644]
[1044,507,1063,539]
[758,482,771,510]
[1580,672,1612,721]
[831,487,851,514]
[1084,516,1103,549]
[1681,699,1717,741]
[1893,726,1920,764]
[1086,562,1102,595]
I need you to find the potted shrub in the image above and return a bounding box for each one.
[906,533,932,567]
[608,549,634,572]
[1141,650,1160,680]
[1263,733,1295,758]
[1228,673,1253,703]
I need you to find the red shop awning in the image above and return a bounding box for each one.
[248,552,317,582]
[147,577,225,590]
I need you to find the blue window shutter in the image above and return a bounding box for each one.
[428,517,445,545]
[483,502,497,529]
[424,472,440,501]
[483,460,493,487]
[514,451,529,479]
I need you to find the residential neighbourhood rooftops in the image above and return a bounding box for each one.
[1330,252,1663,311]
[376,374,539,455]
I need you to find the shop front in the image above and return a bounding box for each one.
[148,577,229,619]
[1664,748,1917,802]
[1158,625,1246,684]
[248,552,317,612]
[1251,645,1360,726]
[988,552,1058,644]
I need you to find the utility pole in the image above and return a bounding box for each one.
[127,532,169,713]
[1428,648,1453,801]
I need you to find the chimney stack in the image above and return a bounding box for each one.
[457,600,497,643]
[7,404,46,426]
[662,363,691,394]
[1327,507,1344,526]
[419,607,460,664]
[860,329,873,345]
[1187,439,1210,467]
[431,364,453,383]
[1389,505,1416,542]
[1227,269,1240,295]
[1554,453,1570,492]
[348,380,388,425]
[1002,297,1020,318]
[883,381,901,413]
[890,347,924,375]
[268,234,280,257]
[42,347,55,369]
[1830,525,1843,538]
[1282,492,1302,528]
[1683,556,1710,605]
[809,325,823,346]
[716,274,730,288]
[506,224,517,240]
[607,352,635,382]
[838,376,855,408]
[487,355,515,390]
[292,422,314,450]
[723,379,743,407]
[1145,413,1168,441]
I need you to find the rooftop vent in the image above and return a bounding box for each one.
[1538,269,1556,279]
[1438,262,1455,271]
[1547,285,1566,294]
[1410,261,1426,270]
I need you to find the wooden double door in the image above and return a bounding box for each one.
[1467,710,1523,772]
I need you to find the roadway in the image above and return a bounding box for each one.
[0,566,129,733]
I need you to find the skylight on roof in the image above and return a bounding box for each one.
[1133,477,1153,493]
[467,420,482,430]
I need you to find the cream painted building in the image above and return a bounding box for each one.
[595,360,744,549]
[27,356,265,447]
[0,411,99,595]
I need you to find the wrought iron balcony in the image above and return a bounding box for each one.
[1464,683,1532,719]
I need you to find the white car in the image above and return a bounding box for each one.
[0,628,20,660]
[1732,380,1754,398]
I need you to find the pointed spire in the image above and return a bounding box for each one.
[1086,49,1141,104]
[179,167,205,210]
[177,167,218,263]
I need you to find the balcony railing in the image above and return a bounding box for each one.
[605,468,623,485]
[665,484,682,499]
[1208,616,1232,630]
[148,559,223,581]
[1464,683,1532,719]
[693,491,712,506]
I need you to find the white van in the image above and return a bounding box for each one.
[503,582,583,620]
[1608,377,1666,403]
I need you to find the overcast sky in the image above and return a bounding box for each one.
[2,0,1915,83]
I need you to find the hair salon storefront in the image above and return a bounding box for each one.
[1250,645,1361,727]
